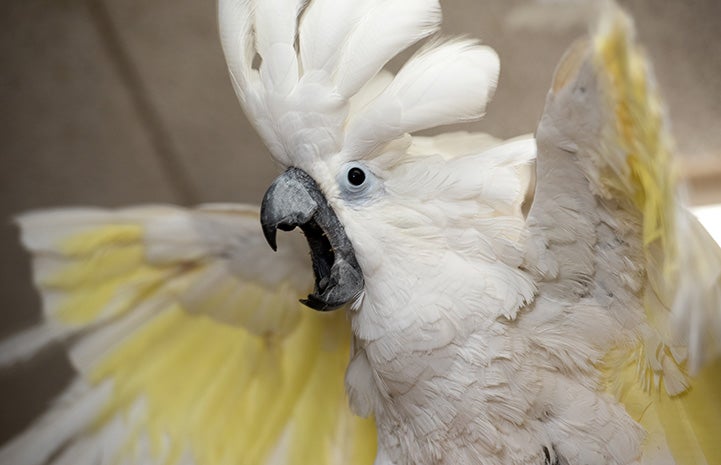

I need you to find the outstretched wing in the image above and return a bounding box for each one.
[527,4,720,465]
[0,204,376,465]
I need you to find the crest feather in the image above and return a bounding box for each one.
[342,39,499,162]
[218,0,498,166]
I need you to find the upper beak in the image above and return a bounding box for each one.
[260,167,364,311]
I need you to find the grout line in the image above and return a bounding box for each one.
[86,0,201,205]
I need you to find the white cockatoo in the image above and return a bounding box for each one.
[1,1,720,465]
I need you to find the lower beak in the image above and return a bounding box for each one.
[260,167,364,311]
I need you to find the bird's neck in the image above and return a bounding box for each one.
[347,245,533,406]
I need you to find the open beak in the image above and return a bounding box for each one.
[260,167,364,311]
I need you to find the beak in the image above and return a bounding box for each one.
[260,167,364,311]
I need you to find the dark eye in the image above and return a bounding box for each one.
[347,167,366,186]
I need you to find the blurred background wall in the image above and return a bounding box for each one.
[1,0,720,445]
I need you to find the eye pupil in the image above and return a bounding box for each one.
[347,167,366,186]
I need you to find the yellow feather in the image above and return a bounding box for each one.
[59,224,143,256]
[90,300,375,465]
[14,210,376,465]
[35,224,168,325]
[604,352,721,465]
[40,245,146,289]
[594,6,721,464]
[51,266,165,325]
[595,8,677,262]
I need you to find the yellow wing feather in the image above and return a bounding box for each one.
[595,11,676,254]
[590,5,721,465]
[1,206,376,465]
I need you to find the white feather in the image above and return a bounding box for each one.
[299,0,372,73]
[0,322,68,367]
[333,0,441,98]
[0,381,113,465]
[670,209,721,372]
[95,400,146,465]
[218,0,255,100]
[255,0,304,95]
[347,70,395,118]
[409,131,504,159]
[51,434,100,465]
[67,296,166,372]
[145,206,312,290]
[16,206,177,254]
[343,40,500,161]
[219,0,485,168]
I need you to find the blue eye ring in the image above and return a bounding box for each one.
[337,162,382,204]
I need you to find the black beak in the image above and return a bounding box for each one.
[260,167,364,311]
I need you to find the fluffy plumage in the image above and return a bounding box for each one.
[223,1,721,464]
[2,1,720,465]
[0,206,375,465]
[219,0,498,172]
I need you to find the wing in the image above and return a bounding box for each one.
[526,4,721,465]
[0,204,376,465]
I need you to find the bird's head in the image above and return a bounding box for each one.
[220,0,531,314]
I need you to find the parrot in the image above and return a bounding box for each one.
[1,1,720,465]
